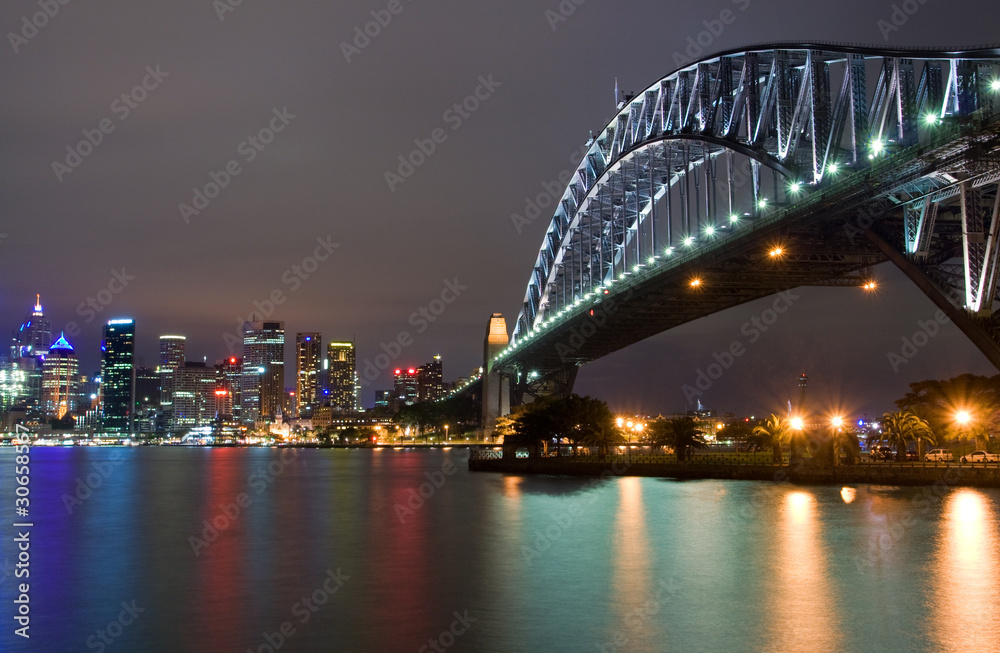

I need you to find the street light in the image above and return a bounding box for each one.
[444,424,449,442]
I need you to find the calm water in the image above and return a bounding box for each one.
[1,447,999,653]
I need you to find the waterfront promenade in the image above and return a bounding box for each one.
[469,449,1000,488]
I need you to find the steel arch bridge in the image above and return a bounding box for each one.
[492,42,1000,402]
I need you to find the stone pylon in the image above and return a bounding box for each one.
[481,313,510,441]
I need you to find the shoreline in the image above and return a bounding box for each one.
[469,457,1000,488]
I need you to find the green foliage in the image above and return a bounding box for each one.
[395,395,479,435]
[647,416,707,461]
[895,374,1000,441]
[876,410,935,461]
[752,414,790,463]
[504,394,617,453]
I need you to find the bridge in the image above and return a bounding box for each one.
[456,42,1000,430]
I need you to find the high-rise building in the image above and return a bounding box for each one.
[295,333,322,418]
[393,367,419,410]
[418,355,443,402]
[134,366,161,433]
[158,336,185,417]
[241,320,284,425]
[172,362,218,430]
[326,341,356,412]
[40,334,79,419]
[216,356,241,423]
[10,295,52,362]
[101,319,136,433]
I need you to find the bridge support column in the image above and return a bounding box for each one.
[482,314,510,441]
[865,229,1000,371]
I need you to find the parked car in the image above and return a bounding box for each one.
[961,450,1000,463]
[869,446,894,462]
[924,449,954,462]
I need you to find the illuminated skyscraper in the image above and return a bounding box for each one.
[10,294,51,361]
[326,340,356,412]
[217,356,242,423]
[295,333,322,417]
[41,334,79,419]
[101,319,136,433]
[241,320,284,425]
[418,355,443,402]
[158,335,185,402]
[172,362,218,429]
[393,367,419,409]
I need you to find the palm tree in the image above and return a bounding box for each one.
[753,414,790,464]
[581,424,626,460]
[881,410,935,461]
[648,417,706,461]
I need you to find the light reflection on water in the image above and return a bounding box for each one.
[930,490,1000,653]
[1,448,1000,653]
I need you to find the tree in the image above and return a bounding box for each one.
[753,414,790,464]
[880,410,935,461]
[648,416,707,461]
[502,394,617,459]
[719,420,755,449]
[581,423,626,460]
[896,374,1000,446]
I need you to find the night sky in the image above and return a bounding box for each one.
[1,0,996,415]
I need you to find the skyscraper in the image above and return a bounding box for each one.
[295,332,322,417]
[172,362,218,430]
[418,355,443,402]
[101,319,136,433]
[10,294,51,361]
[41,334,79,419]
[158,335,186,418]
[241,320,284,425]
[326,340,356,412]
[393,367,419,409]
[217,356,242,423]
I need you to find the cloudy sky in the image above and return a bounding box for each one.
[1,0,996,415]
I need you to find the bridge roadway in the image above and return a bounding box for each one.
[494,115,1000,384]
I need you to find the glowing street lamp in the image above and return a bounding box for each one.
[831,416,844,429]
[954,410,971,426]
[791,417,804,431]
[769,247,783,258]
[689,278,702,288]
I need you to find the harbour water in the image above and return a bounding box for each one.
[1,447,999,652]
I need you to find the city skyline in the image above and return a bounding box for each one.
[2,1,998,418]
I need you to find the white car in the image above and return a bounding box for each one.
[961,450,1000,463]
[924,449,954,462]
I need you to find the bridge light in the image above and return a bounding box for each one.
[991,79,1000,91]
[757,198,768,209]
[729,214,740,223]
[862,279,878,292]
[633,265,640,273]
[683,236,695,247]
[789,181,802,194]
[870,139,884,155]
[689,278,702,288]
[827,163,839,174]
[923,114,940,126]
[648,257,656,265]
[664,247,674,255]
[769,247,783,258]
[704,225,716,236]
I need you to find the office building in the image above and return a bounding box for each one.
[101,319,136,432]
[241,320,285,425]
[295,332,322,417]
[393,367,419,409]
[172,362,218,429]
[418,355,444,402]
[40,334,79,419]
[216,356,241,423]
[158,335,185,416]
[10,295,52,361]
[326,340,357,412]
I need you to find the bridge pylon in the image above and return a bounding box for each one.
[481,314,510,441]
